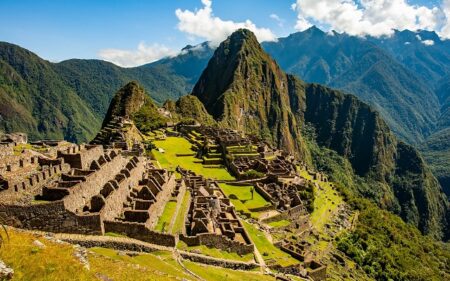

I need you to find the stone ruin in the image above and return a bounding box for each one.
[230,156,296,179]
[255,178,306,211]
[0,138,71,202]
[91,116,144,155]
[178,168,254,255]
[179,125,297,180]
[0,132,27,144]
[0,136,177,246]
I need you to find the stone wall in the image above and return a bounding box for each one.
[146,173,176,229]
[103,220,176,247]
[9,163,69,193]
[0,201,103,234]
[180,233,254,255]
[62,153,128,212]
[0,143,14,157]
[254,183,276,204]
[57,145,104,170]
[179,251,259,270]
[261,205,307,224]
[306,260,327,281]
[99,158,145,221]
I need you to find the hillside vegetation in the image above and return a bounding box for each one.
[0,41,210,143]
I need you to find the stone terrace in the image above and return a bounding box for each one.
[179,125,297,180]
[178,168,254,255]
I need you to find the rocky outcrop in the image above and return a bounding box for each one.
[101,81,148,127]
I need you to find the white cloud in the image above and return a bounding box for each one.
[175,0,276,46]
[422,39,435,45]
[98,42,177,67]
[441,0,450,38]
[292,0,444,37]
[270,13,285,27]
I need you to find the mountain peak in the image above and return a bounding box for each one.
[304,25,325,35]
[192,28,307,157]
[192,28,272,118]
[229,28,258,42]
[101,81,148,127]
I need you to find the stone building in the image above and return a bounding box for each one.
[178,168,254,255]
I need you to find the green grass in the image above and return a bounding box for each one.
[219,184,270,209]
[2,229,212,281]
[0,229,95,281]
[241,221,299,267]
[191,130,202,138]
[177,241,255,262]
[104,232,128,238]
[155,201,178,232]
[171,191,191,234]
[153,137,234,180]
[183,261,274,281]
[267,220,291,228]
[310,180,342,232]
[90,247,192,280]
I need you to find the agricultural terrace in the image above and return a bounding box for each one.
[219,183,271,219]
[152,137,234,180]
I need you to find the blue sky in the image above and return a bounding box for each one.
[0,0,297,61]
[0,0,447,66]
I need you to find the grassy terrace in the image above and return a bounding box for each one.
[183,260,274,281]
[153,137,234,180]
[310,180,342,232]
[171,190,191,234]
[242,221,299,267]
[219,183,270,212]
[155,201,178,233]
[267,220,291,228]
[177,241,255,262]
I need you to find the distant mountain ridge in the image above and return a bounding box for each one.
[262,27,444,144]
[0,41,212,142]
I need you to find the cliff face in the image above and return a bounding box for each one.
[192,29,309,159]
[297,83,448,237]
[192,29,449,239]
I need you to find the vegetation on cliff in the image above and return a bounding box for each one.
[192,29,309,160]
[101,81,167,134]
[306,140,450,280]
[164,95,215,125]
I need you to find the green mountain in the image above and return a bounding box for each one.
[192,29,309,159]
[262,27,440,144]
[0,41,211,142]
[0,42,100,142]
[368,30,450,87]
[163,95,215,126]
[192,28,449,239]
